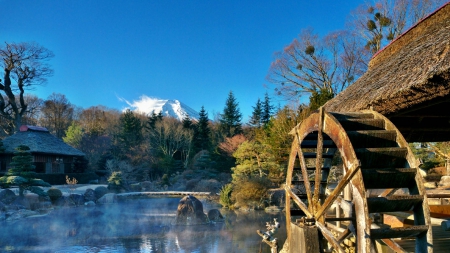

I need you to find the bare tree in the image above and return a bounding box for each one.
[0,42,54,135]
[147,117,193,163]
[0,94,43,134]
[40,93,74,139]
[21,94,43,126]
[266,29,368,102]
[348,0,447,54]
[78,105,121,136]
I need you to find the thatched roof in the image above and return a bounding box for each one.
[324,2,450,142]
[2,126,85,156]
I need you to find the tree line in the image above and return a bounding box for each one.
[2,0,449,208]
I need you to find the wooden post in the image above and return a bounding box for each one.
[288,222,320,253]
[446,158,450,176]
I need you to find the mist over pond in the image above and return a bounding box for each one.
[1,198,286,253]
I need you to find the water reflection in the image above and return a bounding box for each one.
[1,199,286,253]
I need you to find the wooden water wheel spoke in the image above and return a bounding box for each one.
[284,184,313,218]
[315,163,359,220]
[296,141,313,210]
[316,221,345,253]
[312,108,325,209]
[285,109,432,253]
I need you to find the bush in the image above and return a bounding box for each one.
[219,183,233,208]
[193,179,221,193]
[185,179,200,191]
[94,186,108,199]
[47,188,63,203]
[231,177,271,209]
[29,186,47,197]
[161,174,170,186]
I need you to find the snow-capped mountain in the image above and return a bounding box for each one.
[122,95,199,121]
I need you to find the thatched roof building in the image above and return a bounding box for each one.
[0,125,85,173]
[324,2,450,142]
[2,125,84,156]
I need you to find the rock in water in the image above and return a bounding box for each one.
[207,209,224,222]
[175,195,208,225]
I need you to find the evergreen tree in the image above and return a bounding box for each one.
[249,98,262,127]
[117,109,143,152]
[182,114,193,129]
[309,88,334,111]
[262,92,273,125]
[0,145,50,196]
[193,106,211,152]
[145,111,163,130]
[63,122,83,149]
[219,91,243,138]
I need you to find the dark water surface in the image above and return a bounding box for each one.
[1,198,286,253]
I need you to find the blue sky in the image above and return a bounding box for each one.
[2,0,363,121]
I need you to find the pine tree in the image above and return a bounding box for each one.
[182,114,193,129]
[0,145,50,196]
[261,92,273,125]
[145,111,163,130]
[193,106,211,152]
[249,98,263,127]
[219,91,243,138]
[118,109,143,151]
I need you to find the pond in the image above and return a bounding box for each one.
[1,198,286,253]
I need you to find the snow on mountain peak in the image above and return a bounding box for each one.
[121,95,199,121]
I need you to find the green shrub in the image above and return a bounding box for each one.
[231,177,271,209]
[219,183,233,208]
[29,186,48,197]
[94,186,108,199]
[161,174,170,186]
[47,188,63,202]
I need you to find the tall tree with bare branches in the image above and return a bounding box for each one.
[349,0,447,54]
[267,29,368,102]
[0,42,54,135]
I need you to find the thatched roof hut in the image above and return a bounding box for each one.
[2,125,84,156]
[0,126,85,173]
[323,2,450,142]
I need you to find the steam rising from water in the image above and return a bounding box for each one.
[1,198,285,253]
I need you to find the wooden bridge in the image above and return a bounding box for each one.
[116,191,211,200]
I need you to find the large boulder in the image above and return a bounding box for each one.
[97,193,117,204]
[84,188,97,202]
[69,193,85,206]
[175,195,208,225]
[11,196,30,209]
[0,189,17,204]
[24,193,40,210]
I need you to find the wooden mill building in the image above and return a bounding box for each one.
[0,125,85,174]
[324,2,450,143]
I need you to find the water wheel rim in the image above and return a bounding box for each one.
[285,109,432,253]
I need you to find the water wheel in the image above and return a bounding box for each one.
[285,109,432,252]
